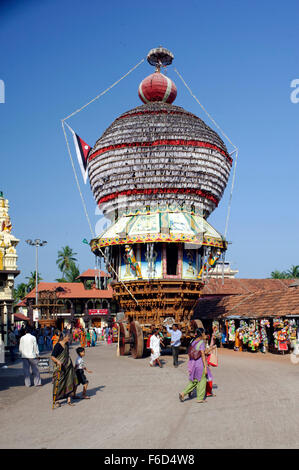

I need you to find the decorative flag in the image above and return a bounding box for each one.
[65,122,91,184]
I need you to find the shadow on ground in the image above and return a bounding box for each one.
[86,385,105,397]
[0,374,52,392]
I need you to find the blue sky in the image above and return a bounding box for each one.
[1,0,299,284]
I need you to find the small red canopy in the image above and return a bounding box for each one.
[14,312,29,322]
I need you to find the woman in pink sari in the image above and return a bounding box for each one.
[179,329,208,404]
[205,333,217,397]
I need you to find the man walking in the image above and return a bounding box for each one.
[166,323,182,368]
[19,326,41,387]
[7,328,17,362]
[149,329,163,368]
[105,326,110,343]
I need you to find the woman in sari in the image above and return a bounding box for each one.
[51,329,60,350]
[179,328,208,404]
[80,328,86,348]
[187,332,217,399]
[86,330,91,347]
[204,333,217,397]
[51,333,78,408]
[91,329,97,347]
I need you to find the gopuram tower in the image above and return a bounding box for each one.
[88,47,232,356]
[0,191,19,346]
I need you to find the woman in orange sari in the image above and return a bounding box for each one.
[51,329,60,350]
[80,329,86,348]
[234,328,242,351]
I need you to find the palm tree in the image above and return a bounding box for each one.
[55,276,67,282]
[25,271,43,292]
[271,265,299,279]
[13,282,28,303]
[286,265,299,278]
[56,246,78,278]
[270,270,285,279]
[65,262,80,282]
[56,261,80,283]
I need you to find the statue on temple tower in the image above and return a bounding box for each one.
[0,192,19,271]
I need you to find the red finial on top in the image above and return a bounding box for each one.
[138,72,177,104]
[138,47,177,104]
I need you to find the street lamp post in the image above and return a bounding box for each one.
[25,239,47,327]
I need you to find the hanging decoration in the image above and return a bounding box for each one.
[228,320,235,342]
[260,319,270,353]
[212,320,222,340]
[124,245,142,279]
[197,248,221,279]
[273,318,294,352]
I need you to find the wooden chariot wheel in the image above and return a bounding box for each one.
[129,320,144,359]
[119,322,130,356]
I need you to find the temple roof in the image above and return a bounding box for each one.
[76,269,110,279]
[24,282,113,300]
[194,279,297,319]
[200,278,293,296]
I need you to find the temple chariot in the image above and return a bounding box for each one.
[88,47,232,357]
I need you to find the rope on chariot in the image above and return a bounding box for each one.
[62,58,145,122]
[61,59,145,306]
[173,68,239,240]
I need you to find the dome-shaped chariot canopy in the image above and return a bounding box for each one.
[88,102,232,220]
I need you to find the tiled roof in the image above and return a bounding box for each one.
[194,285,299,319]
[24,282,113,301]
[14,312,29,321]
[200,278,293,296]
[77,269,110,278]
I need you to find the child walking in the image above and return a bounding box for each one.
[74,347,92,399]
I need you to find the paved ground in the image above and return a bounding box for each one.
[0,343,298,449]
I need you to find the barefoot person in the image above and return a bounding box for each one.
[179,328,208,404]
[149,329,163,368]
[166,323,182,368]
[51,332,78,408]
[74,347,92,399]
[204,332,217,397]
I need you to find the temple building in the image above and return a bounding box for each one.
[209,261,238,279]
[0,191,20,345]
[15,269,116,330]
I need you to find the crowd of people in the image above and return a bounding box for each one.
[7,324,66,362]
[7,321,218,407]
[74,326,114,347]
[5,322,114,408]
[8,323,115,361]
